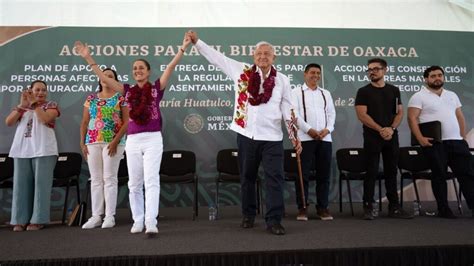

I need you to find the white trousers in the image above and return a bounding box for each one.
[125,131,162,227]
[87,143,125,218]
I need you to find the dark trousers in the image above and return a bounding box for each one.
[422,140,474,210]
[363,134,400,209]
[237,134,284,226]
[295,140,332,210]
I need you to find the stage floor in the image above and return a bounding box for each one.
[1,202,473,265]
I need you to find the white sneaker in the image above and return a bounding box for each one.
[101,216,115,229]
[82,216,102,229]
[145,224,159,235]
[130,222,144,234]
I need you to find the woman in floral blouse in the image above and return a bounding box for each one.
[80,68,129,229]
[75,33,190,235]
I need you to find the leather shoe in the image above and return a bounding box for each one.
[388,207,414,219]
[240,217,254,228]
[438,207,457,219]
[267,223,285,235]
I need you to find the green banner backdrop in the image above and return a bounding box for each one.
[0,27,473,215]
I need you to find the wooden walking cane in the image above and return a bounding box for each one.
[290,109,306,210]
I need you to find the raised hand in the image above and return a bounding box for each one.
[187,30,198,44]
[74,41,90,58]
[25,89,36,103]
[19,89,30,108]
[182,33,192,50]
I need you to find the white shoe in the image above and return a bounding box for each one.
[145,224,159,235]
[130,222,144,234]
[82,216,102,229]
[101,216,115,229]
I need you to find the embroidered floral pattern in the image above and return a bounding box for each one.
[247,65,276,105]
[88,129,99,143]
[41,101,59,128]
[94,120,105,130]
[84,93,126,145]
[24,118,33,138]
[112,112,120,122]
[234,65,253,128]
[233,65,277,128]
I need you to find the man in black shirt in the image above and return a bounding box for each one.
[355,58,412,220]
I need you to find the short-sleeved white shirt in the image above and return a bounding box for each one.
[407,87,462,140]
[9,101,59,158]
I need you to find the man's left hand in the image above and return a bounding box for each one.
[379,127,393,140]
[318,128,330,139]
[292,139,302,155]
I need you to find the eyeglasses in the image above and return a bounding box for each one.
[366,67,384,73]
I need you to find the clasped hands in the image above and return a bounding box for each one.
[186,30,198,44]
[308,128,329,140]
[378,127,394,141]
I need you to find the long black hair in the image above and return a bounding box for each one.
[98,68,119,92]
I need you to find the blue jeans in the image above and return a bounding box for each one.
[295,140,332,210]
[10,156,57,225]
[237,134,284,226]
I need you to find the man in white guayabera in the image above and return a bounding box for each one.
[188,30,301,235]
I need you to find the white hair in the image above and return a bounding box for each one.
[255,41,275,54]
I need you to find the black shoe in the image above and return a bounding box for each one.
[363,206,374,220]
[388,208,414,219]
[240,217,255,228]
[438,208,457,219]
[267,223,285,235]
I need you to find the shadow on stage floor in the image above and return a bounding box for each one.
[1,202,473,266]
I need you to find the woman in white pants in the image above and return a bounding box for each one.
[75,33,191,235]
[80,68,129,229]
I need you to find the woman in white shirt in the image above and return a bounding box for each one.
[5,80,60,232]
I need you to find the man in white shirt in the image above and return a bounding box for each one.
[188,30,301,235]
[408,65,474,218]
[291,63,335,221]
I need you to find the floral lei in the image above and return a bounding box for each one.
[128,82,152,125]
[234,65,276,128]
[247,65,276,105]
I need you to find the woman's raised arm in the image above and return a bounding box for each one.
[75,41,125,94]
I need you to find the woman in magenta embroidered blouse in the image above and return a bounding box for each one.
[75,33,191,235]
